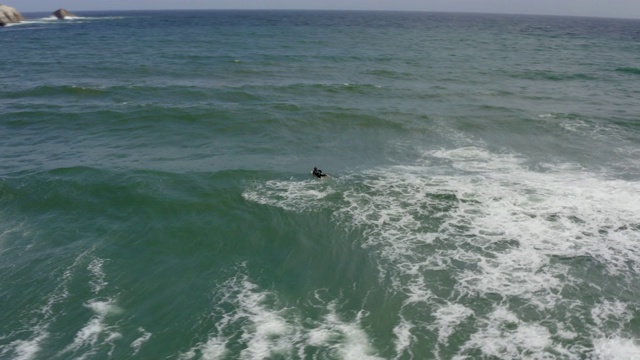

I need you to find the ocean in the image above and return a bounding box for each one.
[1,10,640,359]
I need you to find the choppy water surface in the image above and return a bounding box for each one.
[1,10,639,359]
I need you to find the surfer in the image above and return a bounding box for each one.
[312,167,327,178]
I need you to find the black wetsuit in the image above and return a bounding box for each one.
[313,168,326,178]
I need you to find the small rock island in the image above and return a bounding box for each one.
[0,4,24,26]
[53,8,76,20]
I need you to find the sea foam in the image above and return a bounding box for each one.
[244,145,640,358]
[180,269,382,359]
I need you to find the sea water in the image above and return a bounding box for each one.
[1,10,639,359]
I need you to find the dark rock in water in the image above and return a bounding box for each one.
[53,8,76,20]
[0,4,25,26]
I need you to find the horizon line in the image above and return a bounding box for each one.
[16,8,640,21]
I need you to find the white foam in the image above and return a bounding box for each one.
[432,304,474,345]
[392,317,415,360]
[87,257,108,293]
[0,248,101,359]
[309,306,383,360]
[242,178,336,212]
[347,147,639,304]
[243,145,640,358]
[60,299,122,359]
[590,300,632,337]
[592,338,640,360]
[13,17,60,25]
[2,328,48,360]
[197,336,228,360]
[455,306,554,359]
[181,271,382,359]
[130,328,152,355]
[179,273,298,359]
[238,285,295,359]
[14,16,123,27]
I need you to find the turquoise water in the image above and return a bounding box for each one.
[1,10,640,359]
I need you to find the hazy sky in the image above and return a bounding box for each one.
[12,0,640,19]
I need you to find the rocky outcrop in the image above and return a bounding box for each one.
[53,8,76,20]
[0,4,24,26]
